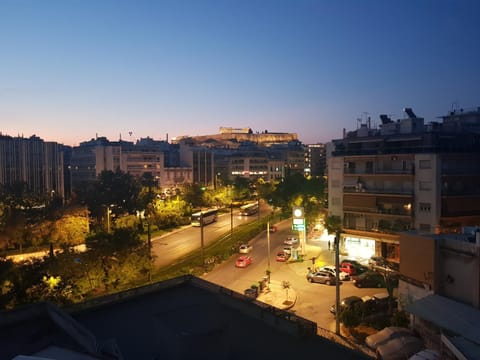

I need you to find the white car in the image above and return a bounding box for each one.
[284,237,299,245]
[320,265,350,281]
[239,244,253,254]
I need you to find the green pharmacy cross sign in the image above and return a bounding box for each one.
[292,206,305,230]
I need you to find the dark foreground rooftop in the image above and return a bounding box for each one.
[1,275,371,360]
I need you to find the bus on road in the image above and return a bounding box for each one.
[191,208,218,226]
[240,202,259,216]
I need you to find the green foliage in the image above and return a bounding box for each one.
[50,214,89,246]
[339,307,361,328]
[182,183,207,208]
[77,170,141,221]
[268,174,325,219]
[391,310,410,328]
[324,215,342,235]
[86,228,142,252]
[152,198,190,229]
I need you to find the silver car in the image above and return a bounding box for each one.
[239,244,253,254]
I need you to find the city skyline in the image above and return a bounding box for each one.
[1,1,480,146]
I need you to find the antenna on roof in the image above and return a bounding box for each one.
[403,108,417,119]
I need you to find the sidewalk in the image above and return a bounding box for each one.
[256,241,330,310]
[256,280,297,310]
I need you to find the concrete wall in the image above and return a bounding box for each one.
[399,233,436,290]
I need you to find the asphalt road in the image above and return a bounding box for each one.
[150,205,266,268]
[202,219,383,331]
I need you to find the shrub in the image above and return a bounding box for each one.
[391,310,409,328]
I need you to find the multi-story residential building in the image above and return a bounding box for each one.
[70,136,192,191]
[0,134,66,199]
[327,107,480,263]
[304,143,326,179]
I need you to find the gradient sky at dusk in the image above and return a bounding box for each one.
[1,0,479,146]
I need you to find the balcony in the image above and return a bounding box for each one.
[344,168,414,175]
[344,207,413,218]
[343,185,414,196]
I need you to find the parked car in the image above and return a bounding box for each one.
[340,261,368,276]
[306,270,336,285]
[284,236,299,245]
[352,271,386,288]
[268,225,277,233]
[376,336,423,360]
[369,256,399,273]
[243,287,259,299]
[275,251,289,262]
[362,293,398,314]
[239,244,253,254]
[320,265,350,281]
[329,295,363,315]
[283,246,292,255]
[235,255,252,268]
[365,326,413,350]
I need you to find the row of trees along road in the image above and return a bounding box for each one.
[0,170,326,310]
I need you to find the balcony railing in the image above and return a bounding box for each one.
[343,186,414,196]
[344,168,414,175]
[344,207,413,217]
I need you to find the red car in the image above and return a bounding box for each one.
[275,251,289,262]
[268,225,277,233]
[235,255,253,268]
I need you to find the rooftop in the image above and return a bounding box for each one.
[1,275,370,360]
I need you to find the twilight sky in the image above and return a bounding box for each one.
[1,0,479,146]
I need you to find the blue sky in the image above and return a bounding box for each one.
[1,0,479,145]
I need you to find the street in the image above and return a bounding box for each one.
[202,218,383,331]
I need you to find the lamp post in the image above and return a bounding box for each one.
[267,221,271,283]
[335,231,341,335]
[106,205,112,233]
[257,196,260,221]
[200,212,205,268]
[230,202,233,240]
[137,208,152,282]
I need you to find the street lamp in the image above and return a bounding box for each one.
[106,205,113,233]
[257,196,260,221]
[200,212,205,269]
[335,231,340,335]
[230,202,233,240]
[136,208,152,282]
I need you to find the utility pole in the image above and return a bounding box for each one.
[257,196,260,221]
[230,202,233,240]
[200,212,205,269]
[106,205,111,233]
[267,221,271,284]
[147,210,152,282]
[335,231,341,335]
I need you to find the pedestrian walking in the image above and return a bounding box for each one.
[328,240,331,251]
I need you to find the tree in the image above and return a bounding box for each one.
[282,280,291,301]
[50,214,89,247]
[269,174,325,218]
[324,215,343,335]
[182,183,207,208]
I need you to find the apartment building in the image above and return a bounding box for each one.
[70,136,192,191]
[304,143,326,179]
[327,107,480,263]
[0,134,65,199]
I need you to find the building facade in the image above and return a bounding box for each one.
[0,134,65,199]
[327,107,480,263]
[70,136,192,191]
